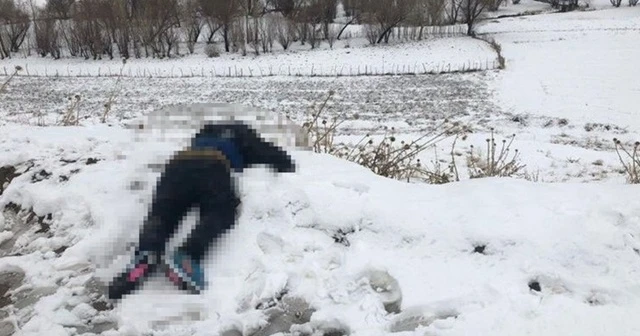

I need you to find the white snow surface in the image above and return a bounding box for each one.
[1,123,640,336]
[0,35,494,78]
[1,2,640,335]
[479,7,640,129]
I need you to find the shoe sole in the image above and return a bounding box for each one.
[162,262,203,295]
[108,263,157,301]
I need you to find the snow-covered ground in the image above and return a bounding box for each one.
[1,1,640,335]
[1,30,493,78]
[2,123,640,336]
[479,5,640,129]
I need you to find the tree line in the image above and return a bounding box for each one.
[0,0,507,60]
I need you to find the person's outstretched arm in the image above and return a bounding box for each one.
[235,124,297,173]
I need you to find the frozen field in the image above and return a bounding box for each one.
[0,1,639,335]
[0,34,496,78]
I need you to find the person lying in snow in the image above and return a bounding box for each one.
[107,121,296,301]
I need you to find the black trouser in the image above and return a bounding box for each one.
[136,151,240,262]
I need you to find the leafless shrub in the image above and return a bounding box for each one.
[479,36,506,69]
[448,0,464,23]
[523,169,541,182]
[364,24,379,45]
[259,16,275,53]
[336,0,360,40]
[60,95,82,126]
[337,121,467,182]
[294,21,308,44]
[629,0,637,5]
[488,0,506,10]
[37,21,62,58]
[613,138,640,184]
[301,91,468,182]
[412,0,447,39]
[301,90,341,153]
[343,31,352,48]
[421,136,465,184]
[274,15,294,50]
[355,0,419,44]
[133,0,181,58]
[101,59,126,123]
[248,24,260,56]
[326,24,337,49]
[199,0,235,45]
[182,0,204,54]
[91,0,133,59]
[467,129,525,178]
[160,27,180,57]
[610,0,622,6]
[461,0,491,36]
[71,0,110,60]
[205,43,220,57]
[307,23,320,49]
[45,0,75,19]
[0,0,31,58]
[230,20,245,54]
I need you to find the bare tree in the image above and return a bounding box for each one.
[273,13,294,49]
[258,14,276,53]
[70,0,112,60]
[32,5,62,58]
[46,0,76,19]
[266,0,299,17]
[99,0,132,59]
[132,0,180,58]
[410,0,447,40]
[460,0,489,36]
[319,0,337,40]
[0,0,31,57]
[199,0,241,52]
[336,0,361,39]
[425,0,447,26]
[181,0,204,54]
[487,0,505,10]
[447,0,464,24]
[358,0,419,44]
[203,16,222,43]
[307,22,320,48]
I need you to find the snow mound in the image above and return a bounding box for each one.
[1,124,640,336]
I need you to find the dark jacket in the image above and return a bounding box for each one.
[137,121,296,259]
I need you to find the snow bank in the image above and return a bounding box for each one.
[1,123,640,336]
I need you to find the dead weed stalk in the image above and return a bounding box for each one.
[467,128,525,178]
[60,95,82,126]
[613,138,640,184]
[101,59,127,123]
[334,122,469,182]
[0,66,23,94]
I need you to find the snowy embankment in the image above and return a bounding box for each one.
[479,7,640,129]
[1,123,640,336]
[0,35,496,78]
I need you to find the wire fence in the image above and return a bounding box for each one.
[2,58,501,79]
[344,23,469,39]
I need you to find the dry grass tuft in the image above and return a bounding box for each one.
[467,128,525,178]
[613,138,640,184]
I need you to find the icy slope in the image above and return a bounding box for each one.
[1,124,640,336]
